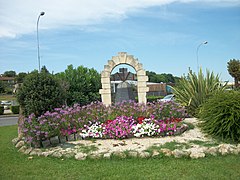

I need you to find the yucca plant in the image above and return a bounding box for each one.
[173,68,225,116]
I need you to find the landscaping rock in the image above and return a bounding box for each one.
[42,139,51,148]
[52,151,62,158]
[59,136,67,143]
[75,152,87,160]
[30,148,42,156]
[12,137,20,145]
[152,150,160,157]
[103,152,112,159]
[18,146,27,153]
[24,147,33,155]
[205,147,218,156]
[128,151,138,157]
[41,151,54,157]
[160,148,172,157]
[50,136,60,146]
[67,134,75,141]
[172,149,189,158]
[189,148,205,159]
[15,140,25,148]
[139,151,151,158]
[218,144,232,155]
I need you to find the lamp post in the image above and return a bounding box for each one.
[37,11,45,72]
[196,41,208,71]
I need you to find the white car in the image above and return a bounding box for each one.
[158,94,175,102]
[1,101,12,110]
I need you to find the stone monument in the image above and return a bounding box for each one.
[99,52,149,105]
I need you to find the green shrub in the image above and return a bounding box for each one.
[0,106,4,115]
[173,68,225,116]
[55,65,101,106]
[17,70,66,117]
[10,105,19,114]
[198,91,240,143]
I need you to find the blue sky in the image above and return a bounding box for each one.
[0,0,240,82]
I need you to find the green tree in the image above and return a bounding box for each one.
[173,68,225,116]
[15,72,28,83]
[227,59,240,88]
[0,81,5,93]
[3,70,16,77]
[55,65,101,105]
[17,70,66,117]
[146,71,178,83]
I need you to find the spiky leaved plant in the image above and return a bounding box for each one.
[173,68,225,116]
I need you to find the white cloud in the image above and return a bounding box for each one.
[0,0,239,38]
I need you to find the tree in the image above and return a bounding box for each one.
[0,81,5,93]
[227,59,240,88]
[15,72,28,83]
[146,71,179,83]
[17,69,66,117]
[55,65,101,105]
[3,70,16,77]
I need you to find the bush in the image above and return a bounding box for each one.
[0,106,4,115]
[11,105,19,114]
[17,70,66,117]
[173,68,225,116]
[198,91,240,143]
[55,65,101,106]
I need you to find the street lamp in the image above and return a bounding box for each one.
[196,41,208,71]
[37,11,45,72]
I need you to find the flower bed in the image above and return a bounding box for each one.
[20,101,187,147]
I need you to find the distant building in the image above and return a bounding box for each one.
[110,68,169,96]
[0,76,15,84]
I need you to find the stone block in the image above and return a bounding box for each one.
[101,83,111,89]
[137,76,148,82]
[59,136,67,143]
[42,139,51,148]
[101,77,110,84]
[137,81,147,87]
[137,69,146,76]
[50,136,60,145]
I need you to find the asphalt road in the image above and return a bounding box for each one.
[0,116,18,126]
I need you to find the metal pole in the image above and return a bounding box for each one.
[196,41,208,72]
[37,12,45,72]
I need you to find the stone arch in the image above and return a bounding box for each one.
[99,52,149,105]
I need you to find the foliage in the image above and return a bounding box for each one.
[0,81,5,93]
[55,65,101,106]
[198,91,240,143]
[3,70,16,77]
[16,70,66,117]
[14,72,27,83]
[10,105,19,114]
[146,71,179,83]
[20,101,187,144]
[227,59,240,88]
[147,95,164,102]
[0,106,4,115]
[173,68,225,116]
[1,126,240,180]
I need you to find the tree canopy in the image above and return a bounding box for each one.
[227,59,240,87]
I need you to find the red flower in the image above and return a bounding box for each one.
[105,120,113,125]
[137,116,145,124]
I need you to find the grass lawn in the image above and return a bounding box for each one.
[0,94,16,101]
[0,125,240,180]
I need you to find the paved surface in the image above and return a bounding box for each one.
[0,116,18,126]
